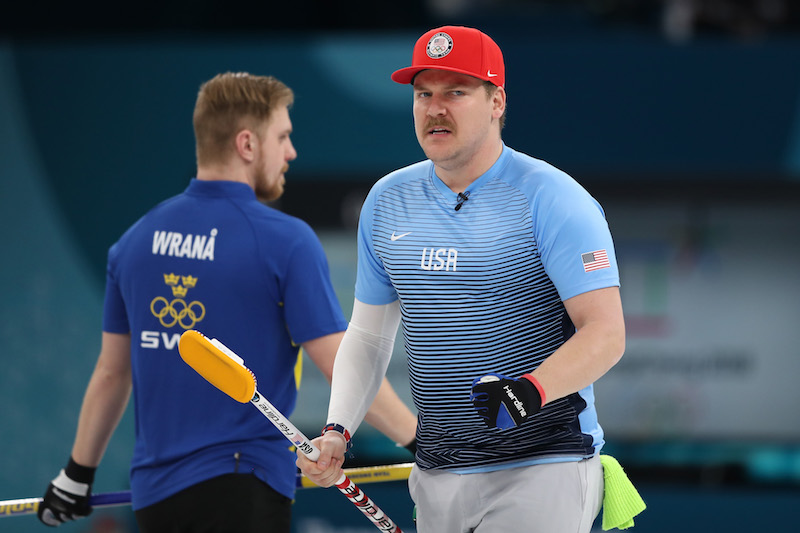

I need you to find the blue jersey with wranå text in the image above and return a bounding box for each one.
[103,179,347,509]
[356,145,619,471]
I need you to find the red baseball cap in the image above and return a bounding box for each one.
[391,26,505,87]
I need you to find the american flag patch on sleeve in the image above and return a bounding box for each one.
[582,250,610,272]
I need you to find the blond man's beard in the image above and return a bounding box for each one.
[256,179,284,203]
[254,164,288,203]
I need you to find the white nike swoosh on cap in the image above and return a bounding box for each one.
[487,70,498,77]
[390,231,412,241]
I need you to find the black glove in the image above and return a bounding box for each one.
[470,372,542,429]
[38,457,96,527]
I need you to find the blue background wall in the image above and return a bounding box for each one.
[6,29,800,280]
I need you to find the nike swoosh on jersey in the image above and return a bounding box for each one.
[390,231,412,241]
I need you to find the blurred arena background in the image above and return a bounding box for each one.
[2,1,799,531]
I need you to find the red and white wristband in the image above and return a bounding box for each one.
[322,423,353,451]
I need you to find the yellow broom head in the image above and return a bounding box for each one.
[178,330,257,403]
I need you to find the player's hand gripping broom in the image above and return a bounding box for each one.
[178,330,402,533]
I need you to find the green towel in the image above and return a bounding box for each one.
[600,455,646,530]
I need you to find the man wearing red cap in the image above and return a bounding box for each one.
[298,26,627,532]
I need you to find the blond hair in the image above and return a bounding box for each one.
[193,72,294,166]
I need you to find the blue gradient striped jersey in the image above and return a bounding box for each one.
[355,145,619,471]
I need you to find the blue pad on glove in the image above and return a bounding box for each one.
[470,372,542,429]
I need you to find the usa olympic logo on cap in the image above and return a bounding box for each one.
[426,32,453,59]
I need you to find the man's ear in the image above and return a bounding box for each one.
[492,86,506,119]
[235,130,256,162]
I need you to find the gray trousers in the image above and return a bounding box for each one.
[409,455,603,533]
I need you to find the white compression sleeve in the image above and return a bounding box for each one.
[326,298,401,436]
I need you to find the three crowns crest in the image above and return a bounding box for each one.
[163,273,197,297]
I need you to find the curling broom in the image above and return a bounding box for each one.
[2,463,414,518]
[178,330,402,533]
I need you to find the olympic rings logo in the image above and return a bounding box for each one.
[150,296,206,329]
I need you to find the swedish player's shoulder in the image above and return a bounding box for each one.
[108,196,177,261]
[261,205,317,238]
